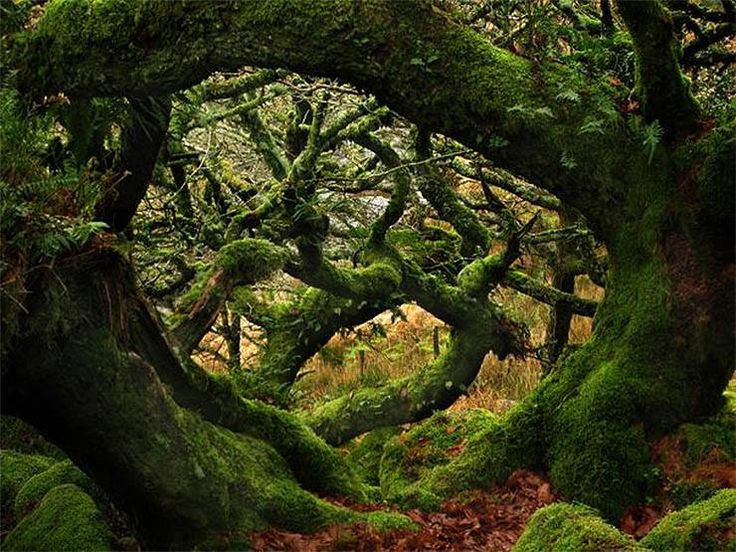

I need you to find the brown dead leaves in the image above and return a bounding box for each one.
[251,470,557,552]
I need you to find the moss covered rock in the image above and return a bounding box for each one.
[641,489,736,551]
[3,484,113,551]
[0,450,55,512]
[513,503,643,551]
[14,459,94,519]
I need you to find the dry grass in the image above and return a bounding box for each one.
[292,276,605,414]
[194,274,606,417]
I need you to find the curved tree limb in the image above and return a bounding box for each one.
[503,269,598,317]
[94,96,171,231]
[19,0,658,236]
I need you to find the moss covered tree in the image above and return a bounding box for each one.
[1,0,733,548]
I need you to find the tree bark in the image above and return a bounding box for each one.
[1,250,395,548]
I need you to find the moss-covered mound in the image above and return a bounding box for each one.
[14,459,95,519]
[0,450,55,512]
[677,412,735,467]
[2,484,114,551]
[345,426,400,486]
[513,502,643,551]
[653,407,736,509]
[379,409,496,509]
[641,489,736,551]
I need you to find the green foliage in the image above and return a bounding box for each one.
[0,89,107,277]
[513,502,642,551]
[641,489,736,551]
[631,119,663,165]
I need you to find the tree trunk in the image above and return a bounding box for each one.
[1,250,398,548]
[403,155,735,519]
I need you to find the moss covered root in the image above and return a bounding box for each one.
[378,409,503,510]
[641,489,736,551]
[0,450,55,512]
[513,503,643,552]
[14,459,94,519]
[345,426,400,487]
[0,417,65,459]
[394,402,543,510]
[3,484,114,551]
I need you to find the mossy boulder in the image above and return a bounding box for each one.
[345,426,400,486]
[2,484,114,551]
[0,450,55,512]
[379,409,496,509]
[14,459,95,519]
[513,502,643,551]
[641,489,736,551]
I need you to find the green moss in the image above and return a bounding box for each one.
[641,489,736,551]
[386,226,462,275]
[677,413,735,467]
[545,357,654,520]
[513,503,643,552]
[419,399,543,503]
[78,361,401,545]
[234,397,376,502]
[215,238,285,280]
[14,460,94,519]
[531,227,691,519]
[0,450,55,512]
[3,484,113,551]
[457,253,504,296]
[379,409,498,510]
[0,416,65,459]
[346,427,400,486]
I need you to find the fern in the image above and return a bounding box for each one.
[560,151,578,170]
[579,118,606,135]
[641,121,663,165]
[556,89,581,103]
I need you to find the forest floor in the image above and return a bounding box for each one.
[192,277,734,551]
[251,470,557,552]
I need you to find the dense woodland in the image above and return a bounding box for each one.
[0,0,735,550]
